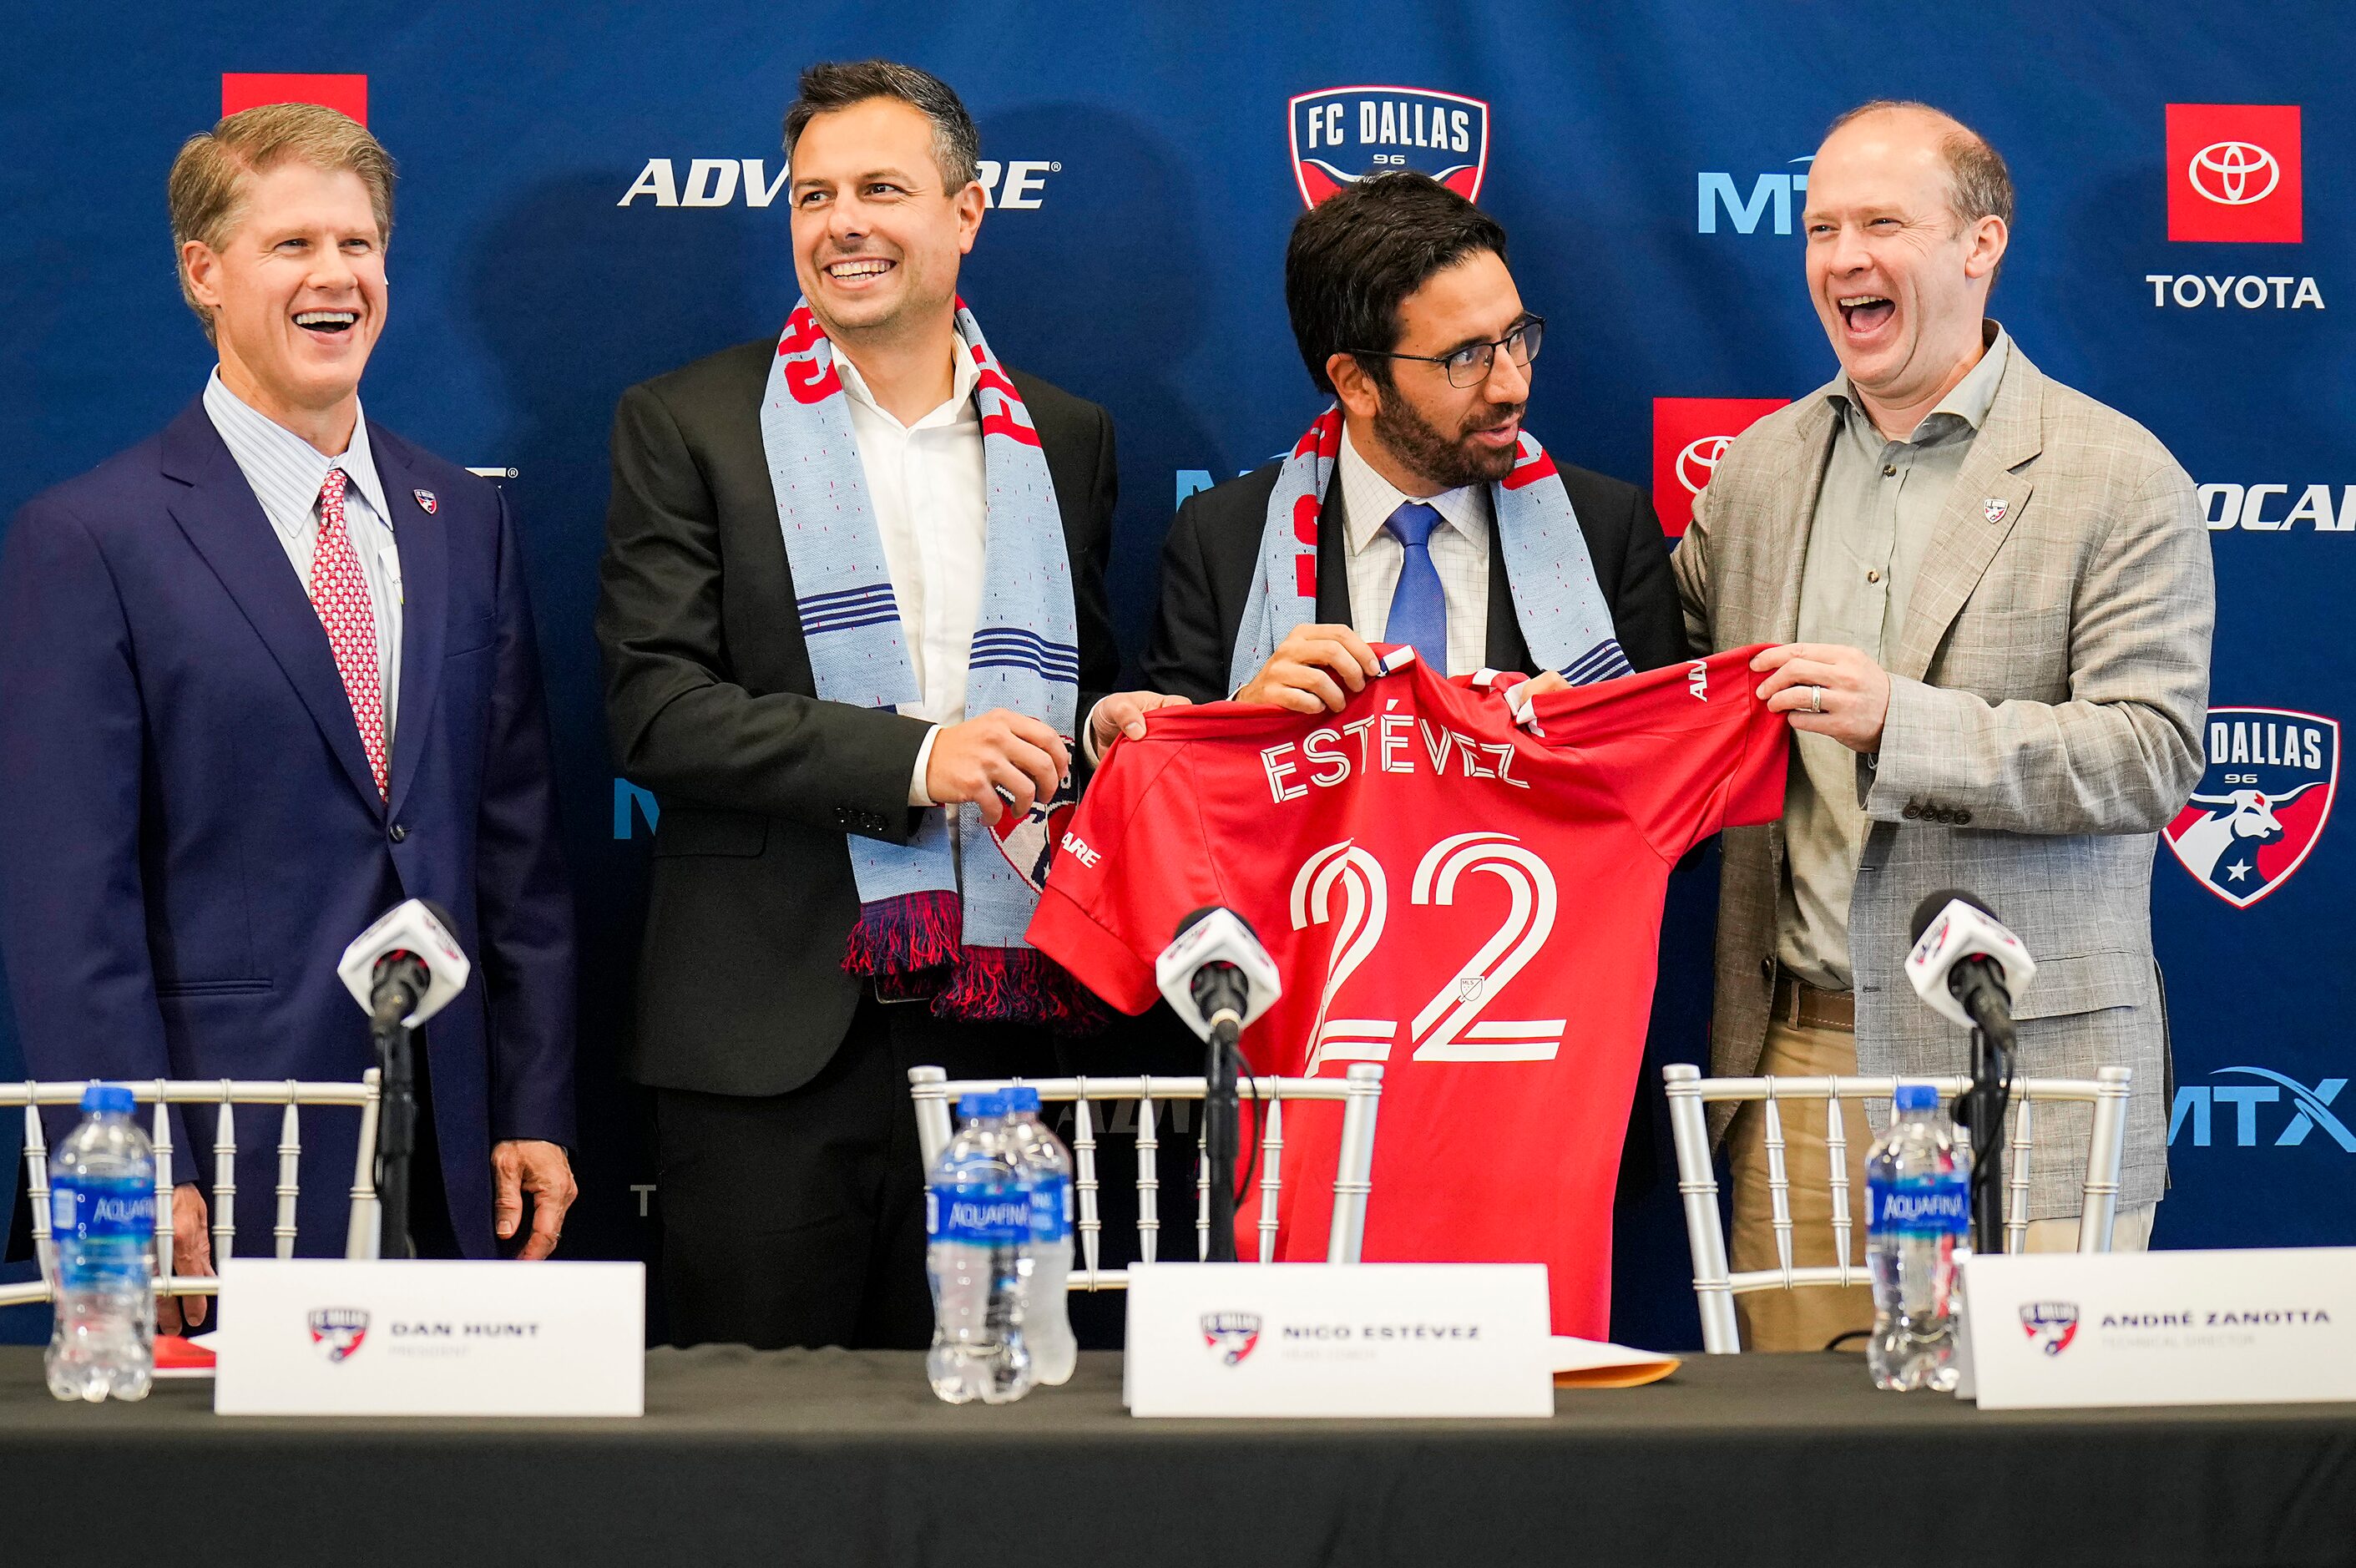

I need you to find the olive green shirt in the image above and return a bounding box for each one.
[1775,326,2014,991]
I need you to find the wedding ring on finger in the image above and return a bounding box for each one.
[1808,685,1825,714]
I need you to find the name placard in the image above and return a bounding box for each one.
[214,1259,644,1417]
[1961,1247,2356,1410]
[1124,1262,1553,1418]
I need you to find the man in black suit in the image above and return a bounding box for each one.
[597,60,1176,1350]
[1142,173,1686,707]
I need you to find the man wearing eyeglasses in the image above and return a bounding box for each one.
[1135,171,1686,715]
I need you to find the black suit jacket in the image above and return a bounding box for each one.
[596,338,1120,1097]
[1143,457,1686,701]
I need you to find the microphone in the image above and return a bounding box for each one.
[336,898,472,1031]
[1155,908,1280,1264]
[1154,907,1281,1044]
[1905,889,2035,1035]
[334,899,469,1262]
[1905,889,2032,1257]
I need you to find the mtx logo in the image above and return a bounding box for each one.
[2167,104,2302,243]
[619,158,1059,209]
[1201,1311,1263,1366]
[2162,707,2337,908]
[1651,397,1789,535]
[1697,157,1813,235]
[1288,86,1489,207]
[2170,1067,2355,1151]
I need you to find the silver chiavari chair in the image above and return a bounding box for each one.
[0,1073,384,1310]
[908,1064,1383,1286]
[1663,1062,2133,1353]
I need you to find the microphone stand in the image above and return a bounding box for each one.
[368,999,417,1261]
[1204,1013,1241,1263]
[1960,997,2015,1257]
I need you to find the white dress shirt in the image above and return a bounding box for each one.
[831,346,986,807]
[202,369,404,746]
[1334,422,1492,677]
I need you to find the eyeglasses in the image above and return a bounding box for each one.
[1351,315,1545,389]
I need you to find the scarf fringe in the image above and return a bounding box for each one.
[842,891,1107,1033]
[843,890,963,977]
[933,946,1109,1033]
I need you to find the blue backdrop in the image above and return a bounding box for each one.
[3,1,2349,1348]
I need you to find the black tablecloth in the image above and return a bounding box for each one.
[2,1346,2353,1566]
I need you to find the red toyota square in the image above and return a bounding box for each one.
[1651,397,1788,537]
[221,73,368,126]
[2166,104,2300,243]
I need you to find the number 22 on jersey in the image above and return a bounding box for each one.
[1292,831,1565,1075]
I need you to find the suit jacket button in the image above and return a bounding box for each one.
[1759,955,1775,984]
[1954,809,1972,826]
[388,822,407,843]
[1902,802,1922,821]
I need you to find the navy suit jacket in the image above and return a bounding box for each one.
[0,397,574,1258]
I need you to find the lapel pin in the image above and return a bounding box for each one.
[1983,497,2009,524]
[412,488,438,515]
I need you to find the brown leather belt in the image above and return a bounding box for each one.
[1772,965,1856,1033]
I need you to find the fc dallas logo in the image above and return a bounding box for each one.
[1287,86,1489,207]
[991,766,1079,893]
[1201,1311,1264,1366]
[307,1306,370,1363]
[2163,707,2338,908]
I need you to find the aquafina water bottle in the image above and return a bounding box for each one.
[1004,1086,1077,1386]
[45,1084,157,1403]
[1866,1082,1972,1391]
[925,1091,1034,1404]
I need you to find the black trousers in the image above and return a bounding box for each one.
[654,994,1060,1350]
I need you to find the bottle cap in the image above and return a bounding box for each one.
[956,1091,1006,1121]
[1004,1086,1041,1114]
[80,1083,134,1116]
[1893,1083,1939,1113]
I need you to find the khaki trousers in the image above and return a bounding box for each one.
[1727,1019,2156,1353]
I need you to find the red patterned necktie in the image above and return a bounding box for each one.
[310,468,388,800]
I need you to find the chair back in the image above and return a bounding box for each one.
[0,1073,384,1308]
[1661,1063,2132,1353]
[908,1065,1383,1288]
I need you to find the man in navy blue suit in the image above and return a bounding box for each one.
[0,102,576,1323]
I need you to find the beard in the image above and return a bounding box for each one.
[1371,388,1524,491]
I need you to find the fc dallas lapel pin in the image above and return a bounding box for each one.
[412,488,438,515]
[1983,496,2008,524]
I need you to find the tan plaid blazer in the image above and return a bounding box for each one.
[1672,336,2213,1216]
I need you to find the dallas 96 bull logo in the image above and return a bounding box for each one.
[988,764,1078,893]
[2163,707,2338,909]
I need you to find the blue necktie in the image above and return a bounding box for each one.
[1383,501,1448,664]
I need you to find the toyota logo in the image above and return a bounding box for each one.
[1676,435,1732,495]
[2187,140,2281,206]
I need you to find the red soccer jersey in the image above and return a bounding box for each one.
[1028,645,1787,1337]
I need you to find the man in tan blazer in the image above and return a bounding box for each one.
[1674,100,2213,1350]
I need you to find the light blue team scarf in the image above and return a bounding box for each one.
[761,296,1087,1023]
[1227,405,1633,695]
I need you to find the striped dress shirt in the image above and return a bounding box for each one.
[202,370,404,747]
